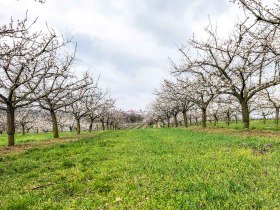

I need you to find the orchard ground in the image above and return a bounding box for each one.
[0,123,279,209]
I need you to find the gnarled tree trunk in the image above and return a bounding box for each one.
[214,114,218,126]
[89,118,94,132]
[201,108,207,128]
[182,110,188,127]
[106,121,109,130]
[262,113,266,124]
[173,113,178,127]
[101,121,105,131]
[275,107,279,126]
[21,123,25,135]
[226,110,231,126]
[7,106,15,146]
[76,118,81,134]
[50,110,59,138]
[241,100,250,129]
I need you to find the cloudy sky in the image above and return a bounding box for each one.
[0,0,243,110]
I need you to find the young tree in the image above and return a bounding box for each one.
[178,78,216,128]
[163,80,194,127]
[98,98,116,130]
[38,68,91,138]
[174,20,280,128]
[15,108,35,135]
[145,102,168,128]
[68,79,97,134]
[0,111,6,134]
[208,100,222,126]
[86,88,107,132]
[33,110,52,133]
[260,88,280,125]
[0,17,71,146]
[152,97,172,127]
[154,80,192,128]
[110,109,125,130]
[211,96,240,126]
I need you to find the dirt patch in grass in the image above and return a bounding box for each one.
[0,134,94,156]
[185,127,280,139]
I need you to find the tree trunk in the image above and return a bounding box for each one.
[89,118,94,132]
[189,115,192,126]
[275,107,279,126]
[183,110,188,127]
[241,100,250,129]
[50,110,59,138]
[227,111,230,126]
[76,118,81,134]
[214,114,218,126]
[173,113,178,127]
[263,114,266,124]
[21,123,25,135]
[7,106,15,146]
[106,121,109,130]
[155,120,159,128]
[201,108,207,128]
[101,121,105,131]
[167,117,170,127]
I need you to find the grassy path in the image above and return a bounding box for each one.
[0,128,279,209]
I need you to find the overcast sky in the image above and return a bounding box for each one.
[0,0,243,111]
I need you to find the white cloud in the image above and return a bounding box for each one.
[0,0,242,110]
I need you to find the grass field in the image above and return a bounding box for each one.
[0,128,279,209]
[207,119,280,131]
[0,132,86,146]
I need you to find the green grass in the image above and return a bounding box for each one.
[206,119,280,131]
[0,128,279,209]
[0,132,87,146]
